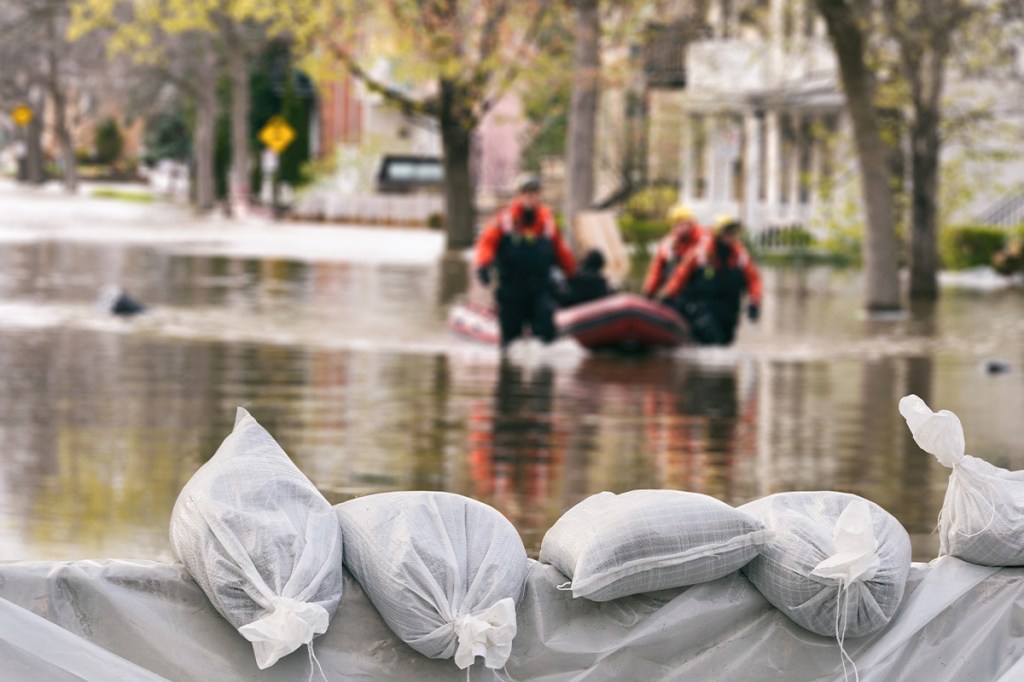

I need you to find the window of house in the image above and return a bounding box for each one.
[730,115,745,203]
[780,114,796,205]
[757,111,768,202]
[691,114,708,199]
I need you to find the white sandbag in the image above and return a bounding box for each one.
[539,490,771,602]
[335,491,528,670]
[900,394,1024,566]
[170,407,343,669]
[740,491,911,638]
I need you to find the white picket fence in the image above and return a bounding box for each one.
[291,191,445,226]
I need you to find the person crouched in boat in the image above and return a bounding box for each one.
[641,203,708,299]
[557,248,614,308]
[658,216,762,346]
[475,176,577,349]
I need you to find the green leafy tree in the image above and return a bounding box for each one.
[884,0,1021,298]
[814,0,1023,305]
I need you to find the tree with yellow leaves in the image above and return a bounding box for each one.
[70,0,311,212]
[312,1,560,249]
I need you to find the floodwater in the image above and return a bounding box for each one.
[1,186,1023,563]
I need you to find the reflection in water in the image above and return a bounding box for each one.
[1,231,1023,564]
[658,363,752,499]
[470,360,560,554]
[464,354,762,556]
[438,250,470,307]
[0,329,232,560]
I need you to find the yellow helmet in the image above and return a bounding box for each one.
[713,214,741,235]
[667,203,694,223]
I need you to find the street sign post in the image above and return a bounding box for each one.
[258,116,295,218]
[258,116,295,154]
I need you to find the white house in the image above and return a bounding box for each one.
[672,0,1024,234]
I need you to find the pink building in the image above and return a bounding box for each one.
[475,94,528,197]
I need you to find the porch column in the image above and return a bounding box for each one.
[764,109,781,224]
[808,114,823,213]
[719,116,735,212]
[743,111,763,233]
[705,114,718,210]
[679,112,693,203]
[787,112,802,219]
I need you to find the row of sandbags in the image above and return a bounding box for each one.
[168,396,1023,673]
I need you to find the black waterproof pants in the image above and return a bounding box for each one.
[678,298,740,346]
[497,290,558,347]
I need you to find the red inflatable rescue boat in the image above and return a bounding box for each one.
[448,294,688,352]
[447,300,501,345]
[556,293,688,351]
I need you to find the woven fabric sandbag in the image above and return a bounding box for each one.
[539,490,771,602]
[170,407,343,669]
[900,394,1024,566]
[739,491,911,638]
[335,491,528,670]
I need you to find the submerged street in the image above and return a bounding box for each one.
[1,181,1023,563]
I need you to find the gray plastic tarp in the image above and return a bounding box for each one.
[0,556,1022,681]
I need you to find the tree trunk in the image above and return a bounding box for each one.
[564,0,601,237]
[908,103,941,299]
[24,112,45,184]
[439,79,476,250]
[47,20,77,193]
[194,75,218,212]
[226,29,251,216]
[904,28,948,301]
[877,108,907,237]
[51,103,77,192]
[816,0,901,312]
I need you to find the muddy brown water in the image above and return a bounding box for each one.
[1,212,1021,563]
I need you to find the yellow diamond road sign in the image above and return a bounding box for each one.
[258,116,295,154]
[11,104,32,127]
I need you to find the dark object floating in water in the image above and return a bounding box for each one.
[96,285,146,317]
[984,360,1012,375]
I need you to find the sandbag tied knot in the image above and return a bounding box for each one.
[811,499,880,587]
[898,394,965,468]
[452,597,517,669]
[810,499,881,682]
[238,596,330,669]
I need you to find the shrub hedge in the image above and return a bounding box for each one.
[618,217,670,248]
[939,224,1021,270]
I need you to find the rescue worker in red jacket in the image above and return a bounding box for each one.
[659,216,762,346]
[475,176,577,348]
[641,204,708,298]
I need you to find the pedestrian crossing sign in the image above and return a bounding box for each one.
[11,104,32,127]
[258,116,295,154]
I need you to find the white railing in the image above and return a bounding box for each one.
[291,192,445,225]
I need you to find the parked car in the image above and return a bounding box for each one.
[376,155,444,194]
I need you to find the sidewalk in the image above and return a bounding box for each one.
[0,178,448,266]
